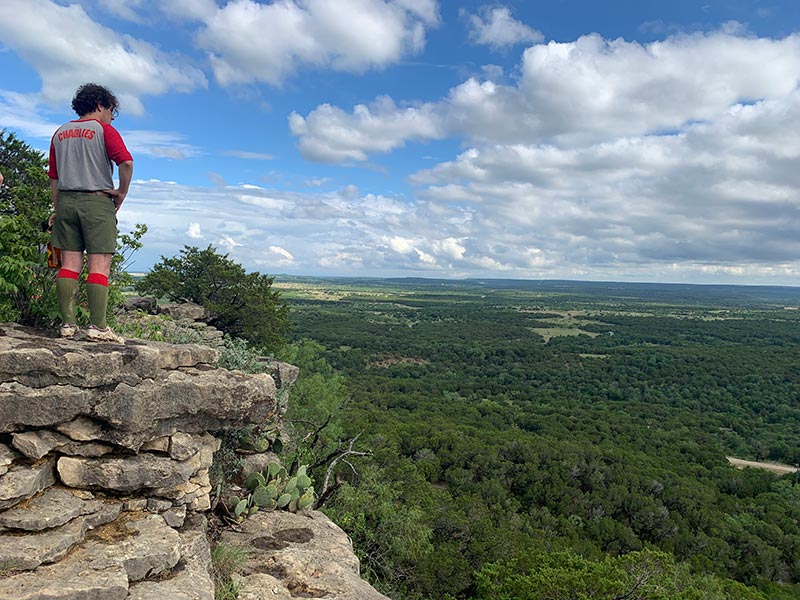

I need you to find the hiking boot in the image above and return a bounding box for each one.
[60,323,78,338]
[86,325,125,344]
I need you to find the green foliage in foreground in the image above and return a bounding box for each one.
[475,549,767,600]
[0,130,58,325]
[136,245,290,350]
[211,543,246,600]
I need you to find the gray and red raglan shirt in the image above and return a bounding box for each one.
[48,119,133,191]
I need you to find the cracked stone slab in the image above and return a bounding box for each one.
[114,513,182,582]
[0,485,100,531]
[0,502,121,571]
[12,429,73,459]
[0,457,56,509]
[0,539,129,600]
[57,450,206,493]
[219,510,389,600]
[0,381,91,434]
[11,429,117,460]
[127,514,213,600]
[0,335,155,389]
[0,511,184,599]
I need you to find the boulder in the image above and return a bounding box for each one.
[127,514,213,600]
[159,302,206,321]
[123,296,158,313]
[220,510,390,600]
[236,451,281,485]
[115,513,182,581]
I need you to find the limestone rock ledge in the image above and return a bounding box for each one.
[0,323,279,451]
[0,323,388,600]
[221,510,390,600]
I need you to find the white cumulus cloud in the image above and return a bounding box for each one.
[218,235,241,253]
[0,0,207,114]
[463,5,543,49]
[197,0,439,86]
[291,27,800,158]
[186,222,203,239]
[290,96,443,162]
[269,245,294,261]
[387,236,417,254]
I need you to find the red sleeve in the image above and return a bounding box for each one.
[101,123,133,165]
[48,137,58,179]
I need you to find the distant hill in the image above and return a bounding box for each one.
[274,275,800,306]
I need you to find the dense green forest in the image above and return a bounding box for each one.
[277,277,800,599]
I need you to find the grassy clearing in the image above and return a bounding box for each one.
[530,327,601,342]
[727,457,799,475]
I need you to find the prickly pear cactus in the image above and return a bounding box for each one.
[227,461,317,522]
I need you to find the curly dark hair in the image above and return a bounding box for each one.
[71,83,119,117]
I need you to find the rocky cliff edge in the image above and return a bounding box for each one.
[0,323,388,600]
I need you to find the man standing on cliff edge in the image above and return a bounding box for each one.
[48,83,133,343]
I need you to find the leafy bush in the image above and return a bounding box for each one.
[136,245,290,350]
[0,130,58,326]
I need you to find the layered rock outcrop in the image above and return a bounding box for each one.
[0,323,387,600]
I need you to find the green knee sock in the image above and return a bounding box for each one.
[86,281,109,329]
[56,270,79,324]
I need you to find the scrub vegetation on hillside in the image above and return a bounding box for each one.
[279,277,800,600]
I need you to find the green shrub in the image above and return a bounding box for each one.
[136,245,290,350]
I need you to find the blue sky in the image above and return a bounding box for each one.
[1,1,799,285]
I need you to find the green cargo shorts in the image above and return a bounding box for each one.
[51,191,117,254]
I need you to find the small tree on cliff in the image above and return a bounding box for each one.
[0,130,55,325]
[136,245,290,350]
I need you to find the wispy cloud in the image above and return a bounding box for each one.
[224,150,275,160]
[122,130,202,159]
